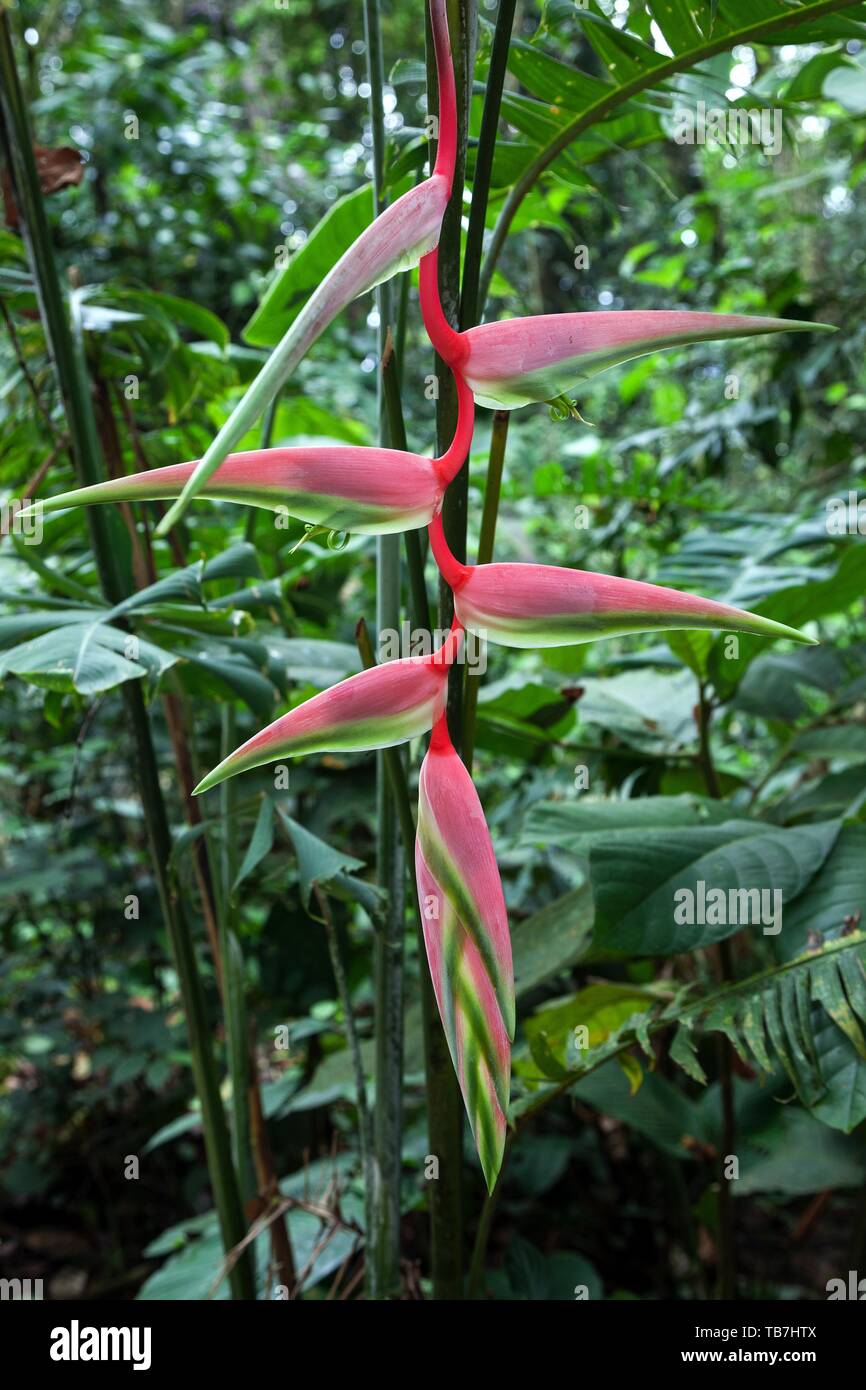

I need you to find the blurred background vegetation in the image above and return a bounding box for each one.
[2,0,866,1300]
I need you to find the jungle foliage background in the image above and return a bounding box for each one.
[2,0,866,1301]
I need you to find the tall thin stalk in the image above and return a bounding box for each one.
[422,0,477,1300]
[381,333,431,631]
[0,13,254,1300]
[695,692,737,1297]
[219,706,254,1206]
[462,408,509,767]
[364,0,405,1300]
[458,0,515,774]
[459,0,516,332]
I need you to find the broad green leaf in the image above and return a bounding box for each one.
[590,818,840,955]
[522,794,735,854]
[0,623,176,695]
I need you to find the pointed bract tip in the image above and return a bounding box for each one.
[191,762,232,796]
[17,491,77,517]
[746,612,815,645]
[154,505,180,538]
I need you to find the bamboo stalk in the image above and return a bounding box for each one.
[0,14,254,1300]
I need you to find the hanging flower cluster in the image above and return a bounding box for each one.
[38,0,822,1189]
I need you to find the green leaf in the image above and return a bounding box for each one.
[667,629,713,678]
[0,623,176,695]
[522,794,734,854]
[486,1234,603,1301]
[233,796,274,890]
[243,183,379,348]
[518,933,866,1134]
[277,810,364,908]
[710,545,866,697]
[525,982,658,1079]
[590,819,840,955]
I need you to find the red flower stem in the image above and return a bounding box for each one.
[419,247,466,365]
[434,368,474,483]
[429,0,457,192]
[428,510,470,590]
[429,710,454,754]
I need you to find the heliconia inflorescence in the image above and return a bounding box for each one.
[37,0,828,1192]
[415,714,514,1192]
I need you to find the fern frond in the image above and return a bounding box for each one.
[517,932,866,1128]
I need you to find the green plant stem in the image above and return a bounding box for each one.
[455,0,514,770]
[381,331,431,631]
[476,0,857,312]
[696,681,737,1297]
[459,0,516,331]
[364,0,404,1301]
[462,408,509,767]
[0,14,254,1300]
[244,392,279,543]
[467,1134,510,1298]
[219,706,254,1207]
[314,886,373,1187]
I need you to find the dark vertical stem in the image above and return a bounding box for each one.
[314,886,373,1188]
[462,408,509,766]
[697,684,737,1296]
[381,332,431,631]
[424,0,476,1301]
[0,14,254,1300]
[218,707,254,1206]
[467,1135,509,1297]
[364,0,404,1300]
[459,0,516,331]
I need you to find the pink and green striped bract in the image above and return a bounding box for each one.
[453,563,813,648]
[415,716,514,1191]
[194,626,463,795]
[459,310,834,411]
[428,520,812,650]
[29,445,448,537]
